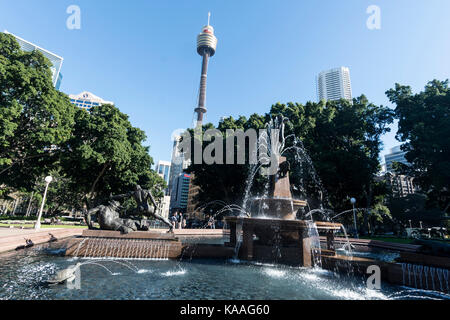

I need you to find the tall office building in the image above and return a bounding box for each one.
[168,136,190,197]
[186,173,202,219]
[170,173,191,212]
[317,67,352,102]
[385,145,410,172]
[69,91,114,111]
[5,31,64,90]
[155,160,171,195]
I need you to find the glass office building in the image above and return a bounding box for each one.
[170,174,191,212]
[5,31,63,89]
[385,145,410,172]
[155,160,171,195]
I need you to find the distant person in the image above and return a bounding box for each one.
[178,213,183,229]
[208,216,215,229]
[171,212,179,229]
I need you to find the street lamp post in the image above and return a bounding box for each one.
[350,198,358,239]
[35,176,53,230]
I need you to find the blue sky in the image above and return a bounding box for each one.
[1,0,449,166]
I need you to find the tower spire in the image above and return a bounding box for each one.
[207,12,211,26]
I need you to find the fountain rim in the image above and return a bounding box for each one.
[224,216,342,230]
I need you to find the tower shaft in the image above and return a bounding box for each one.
[195,51,210,125]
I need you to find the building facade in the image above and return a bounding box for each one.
[186,173,202,219]
[155,160,171,195]
[385,145,410,172]
[157,195,171,220]
[170,173,191,212]
[383,172,418,198]
[69,91,114,111]
[5,31,64,90]
[317,67,352,102]
[168,136,190,196]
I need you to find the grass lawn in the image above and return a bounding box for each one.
[361,236,449,245]
[360,236,415,244]
[0,223,87,229]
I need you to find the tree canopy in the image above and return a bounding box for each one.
[386,80,450,213]
[0,33,164,214]
[0,33,75,190]
[186,96,394,230]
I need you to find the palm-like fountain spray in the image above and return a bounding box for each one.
[225,116,342,266]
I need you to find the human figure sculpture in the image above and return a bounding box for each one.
[85,200,141,234]
[278,159,290,178]
[112,185,174,233]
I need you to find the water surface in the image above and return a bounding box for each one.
[0,247,448,300]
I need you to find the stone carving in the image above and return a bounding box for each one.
[47,263,81,285]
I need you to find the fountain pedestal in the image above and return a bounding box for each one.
[225,156,342,266]
[226,217,341,266]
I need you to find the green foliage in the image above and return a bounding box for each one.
[0,33,75,188]
[387,193,447,227]
[186,97,394,227]
[0,33,163,212]
[386,80,450,212]
[61,105,164,208]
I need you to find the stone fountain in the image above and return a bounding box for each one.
[225,156,342,267]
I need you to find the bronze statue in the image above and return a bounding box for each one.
[278,160,290,178]
[112,185,174,232]
[85,200,140,234]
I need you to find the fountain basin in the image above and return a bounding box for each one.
[225,216,342,266]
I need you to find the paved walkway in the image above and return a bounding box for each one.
[0,227,84,254]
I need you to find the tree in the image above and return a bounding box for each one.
[185,96,394,230]
[61,105,165,209]
[387,194,447,228]
[270,97,394,224]
[0,32,75,190]
[386,80,450,213]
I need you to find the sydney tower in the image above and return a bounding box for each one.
[194,13,218,127]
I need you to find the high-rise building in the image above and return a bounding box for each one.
[170,173,191,212]
[157,195,171,220]
[168,136,190,196]
[186,173,201,218]
[5,31,64,90]
[155,160,171,195]
[69,91,114,111]
[385,145,410,172]
[317,67,352,102]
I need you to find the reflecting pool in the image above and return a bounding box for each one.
[0,247,448,300]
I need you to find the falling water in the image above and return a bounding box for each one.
[78,238,171,261]
[401,263,449,293]
[233,221,244,261]
[307,221,322,268]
